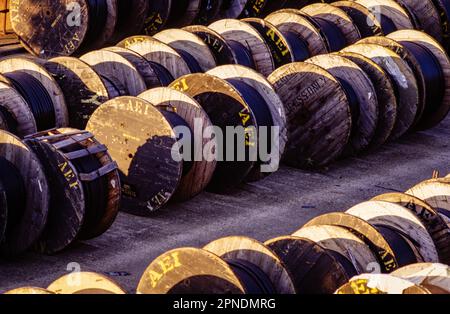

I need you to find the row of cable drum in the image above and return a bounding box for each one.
[0,31,449,215]
[4,168,450,294]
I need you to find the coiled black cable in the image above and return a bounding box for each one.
[176,49,203,73]
[5,72,55,131]
[148,61,175,86]
[327,251,358,278]
[376,225,418,266]
[378,14,397,35]
[226,259,276,294]
[0,106,18,134]
[283,31,310,62]
[227,40,256,69]
[0,157,26,233]
[84,0,108,47]
[401,41,445,119]
[100,75,127,97]
[336,78,361,134]
[313,17,347,52]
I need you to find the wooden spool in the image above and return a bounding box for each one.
[293,225,379,275]
[300,3,361,47]
[267,62,351,168]
[346,201,439,263]
[0,130,49,256]
[265,236,351,294]
[80,47,160,96]
[4,287,55,294]
[0,79,37,137]
[169,73,257,192]
[10,0,117,58]
[388,30,450,130]
[141,0,171,35]
[183,25,239,65]
[354,0,415,34]
[109,0,149,43]
[239,0,288,18]
[137,247,246,294]
[406,178,450,222]
[336,274,431,294]
[0,180,6,244]
[372,192,450,264]
[117,36,191,81]
[306,54,379,155]
[357,36,426,127]
[391,263,450,294]
[265,10,328,57]
[332,1,384,37]
[216,0,248,19]
[48,272,127,294]
[208,19,275,76]
[86,96,183,215]
[153,28,217,72]
[206,64,288,178]
[337,51,397,149]
[138,87,217,201]
[304,212,400,273]
[24,129,120,253]
[194,0,224,24]
[43,57,111,130]
[204,236,296,294]
[432,0,450,52]
[341,43,419,140]
[0,56,69,129]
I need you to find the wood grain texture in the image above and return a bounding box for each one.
[391,263,450,294]
[407,178,450,221]
[48,272,127,294]
[138,87,217,201]
[341,43,418,140]
[217,0,249,19]
[0,130,49,256]
[267,62,351,168]
[306,54,378,155]
[4,287,55,294]
[204,236,296,294]
[346,200,439,263]
[209,19,275,76]
[137,247,246,294]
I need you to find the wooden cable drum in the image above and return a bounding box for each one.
[170,73,257,191]
[138,87,217,201]
[265,236,351,294]
[208,19,275,76]
[267,62,352,168]
[43,57,112,130]
[48,272,127,294]
[331,1,384,37]
[153,28,217,72]
[354,0,415,34]
[203,236,296,294]
[303,213,401,273]
[346,201,440,263]
[300,3,361,50]
[358,36,431,129]
[86,96,183,215]
[336,274,431,294]
[306,54,379,155]
[194,0,224,24]
[0,78,37,137]
[143,0,202,34]
[80,47,162,96]
[24,129,120,253]
[9,0,117,58]
[372,193,450,264]
[137,247,246,294]
[117,36,191,81]
[206,64,288,178]
[432,0,450,52]
[337,52,397,149]
[0,130,49,256]
[0,179,6,244]
[238,0,288,18]
[4,287,55,294]
[183,25,239,65]
[242,17,307,66]
[406,178,450,224]
[395,0,442,42]
[265,10,329,57]
[388,30,450,130]
[391,263,450,294]
[109,0,149,43]
[217,0,249,19]
[292,225,379,275]
[341,43,419,140]
[0,56,69,131]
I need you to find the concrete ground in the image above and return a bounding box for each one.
[1,116,450,293]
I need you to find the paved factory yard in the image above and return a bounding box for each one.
[1,116,450,293]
